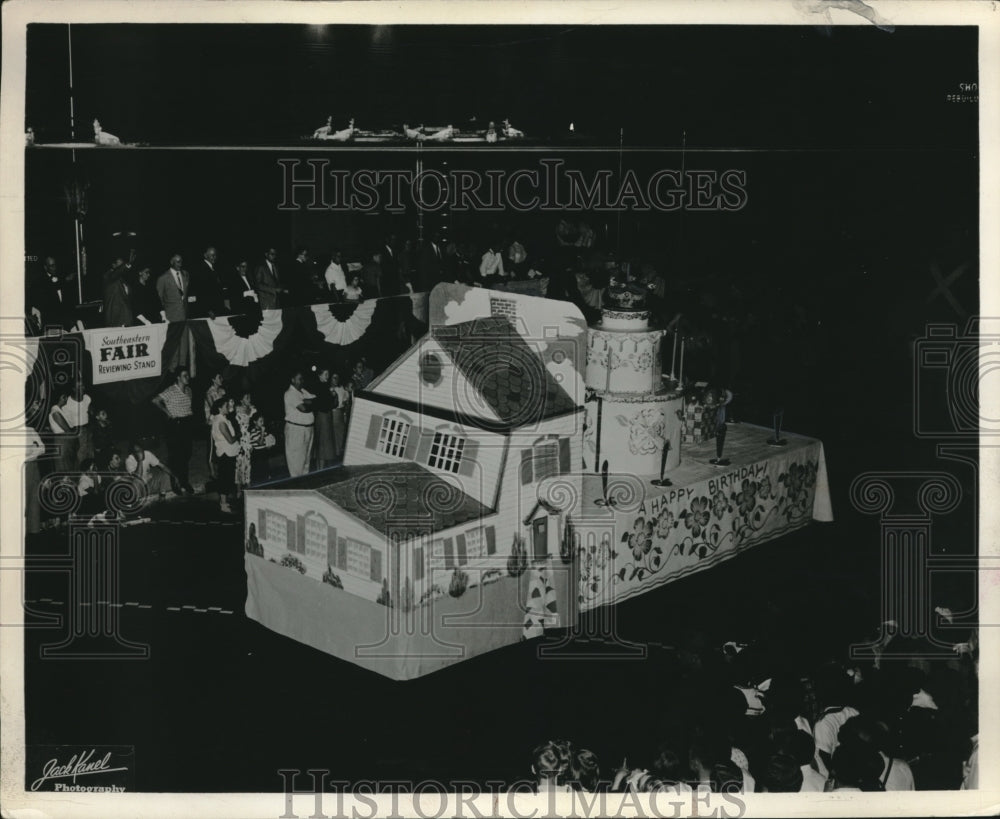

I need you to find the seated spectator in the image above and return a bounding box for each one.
[813,662,861,771]
[89,407,116,466]
[531,740,573,793]
[125,442,177,499]
[689,727,744,793]
[77,458,105,517]
[566,748,600,793]
[772,728,828,792]
[759,754,803,793]
[828,742,884,792]
[839,715,914,791]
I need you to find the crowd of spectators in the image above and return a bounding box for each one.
[525,628,978,795]
[25,349,376,525]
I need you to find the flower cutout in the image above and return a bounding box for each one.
[684,496,710,538]
[629,531,653,561]
[711,489,728,520]
[656,511,675,538]
[736,479,758,516]
[757,476,772,500]
[626,407,667,456]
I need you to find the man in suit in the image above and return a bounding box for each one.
[102,262,134,326]
[288,246,317,305]
[28,256,79,332]
[362,251,383,298]
[381,234,400,293]
[418,232,444,291]
[156,254,191,322]
[254,247,287,310]
[193,246,227,318]
[226,260,260,317]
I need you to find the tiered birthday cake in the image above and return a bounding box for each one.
[583,283,683,479]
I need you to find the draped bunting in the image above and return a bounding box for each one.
[311,300,377,345]
[206,309,285,367]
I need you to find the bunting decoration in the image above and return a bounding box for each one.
[206,309,284,367]
[311,299,377,345]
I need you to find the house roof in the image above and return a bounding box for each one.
[252,462,492,537]
[432,317,577,427]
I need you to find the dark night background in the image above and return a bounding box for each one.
[22,24,979,793]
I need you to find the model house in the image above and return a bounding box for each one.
[244,293,586,615]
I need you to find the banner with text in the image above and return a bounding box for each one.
[83,325,168,384]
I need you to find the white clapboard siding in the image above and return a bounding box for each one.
[343,396,505,506]
[244,491,388,602]
[367,336,503,424]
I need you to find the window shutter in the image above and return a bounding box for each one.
[456,533,467,566]
[520,448,533,485]
[296,515,306,554]
[370,548,382,582]
[457,439,478,477]
[286,518,295,550]
[415,430,435,463]
[258,508,267,537]
[485,525,496,555]
[402,424,420,459]
[337,536,347,570]
[365,413,382,449]
[414,545,425,580]
[559,437,571,473]
[326,526,337,566]
[443,537,455,570]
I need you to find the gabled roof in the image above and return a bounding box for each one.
[431,317,577,427]
[253,462,491,537]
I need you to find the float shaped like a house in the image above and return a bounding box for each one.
[244,286,589,679]
[244,285,832,679]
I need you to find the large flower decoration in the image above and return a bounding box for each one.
[757,475,772,500]
[655,510,675,538]
[633,349,653,372]
[784,463,806,500]
[736,479,759,516]
[618,408,666,456]
[684,496,711,538]
[628,529,653,561]
[710,488,729,520]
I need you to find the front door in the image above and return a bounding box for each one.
[532,516,549,561]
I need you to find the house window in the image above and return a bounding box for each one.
[378,416,411,458]
[464,528,483,561]
[304,516,327,560]
[534,440,559,482]
[345,537,372,578]
[263,510,286,543]
[428,432,465,473]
